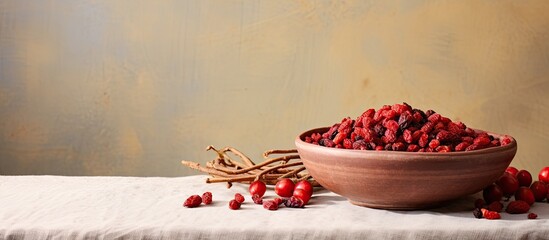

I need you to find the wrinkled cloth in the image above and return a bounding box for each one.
[0,175,548,240]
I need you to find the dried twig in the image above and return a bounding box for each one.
[181,146,320,188]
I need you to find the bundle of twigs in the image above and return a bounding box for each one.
[181,146,319,188]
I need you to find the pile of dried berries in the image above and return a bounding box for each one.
[183,178,315,211]
[473,166,549,220]
[304,103,512,152]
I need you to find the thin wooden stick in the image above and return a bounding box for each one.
[263,149,298,158]
[222,147,256,166]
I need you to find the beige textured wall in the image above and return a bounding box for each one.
[1,0,548,176]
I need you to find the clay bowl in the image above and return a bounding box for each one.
[295,127,517,210]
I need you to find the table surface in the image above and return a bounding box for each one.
[1,175,548,240]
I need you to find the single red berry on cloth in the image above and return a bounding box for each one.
[263,200,279,211]
[480,208,501,220]
[506,200,530,214]
[293,189,312,205]
[294,180,314,197]
[249,180,267,198]
[252,194,263,204]
[517,170,533,187]
[515,187,535,206]
[528,213,538,219]
[539,167,549,184]
[275,178,295,198]
[284,196,305,208]
[228,199,241,210]
[202,192,212,205]
[530,181,548,202]
[183,195,202,208]
[234,193,245,204]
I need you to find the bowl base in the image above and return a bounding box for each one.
[348,199,447,210]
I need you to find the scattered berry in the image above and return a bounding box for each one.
[527,213,538,219]
[234,193,245,204]
[517,170,533,187]
[249,180,267,198]
[539,167,549,184]
[263,200,279,211]
[293,188,312,205]
[496,173,519,197]
[183,195,202,208]
[515,187,535,206]
[484,211,501,220]
[228,199,241,210]
[284,196,305,208]
[530,181,548,202]
[202,192,212,205]
[275,178,295,198]
[252,193,263,204]
[506,200,530,214]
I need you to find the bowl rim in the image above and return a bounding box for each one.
[295,127,517,158]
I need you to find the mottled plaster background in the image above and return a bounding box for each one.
[1,0,548,176]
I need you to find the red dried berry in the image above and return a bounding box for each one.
[202,192,212,205]
[454,142,470,151]
[384,120,399,132]
[284,196,305,208]
[428,139,440,149]
[228,199,241,210]
[473,136,491,146]
[263,200,279,211]
[515,187,535,206]
[183,195,202,208]
[234,193,245,204]
[528,213,538,219]
[506,200,530,214]
[484,211,501,220]
[252,193,263,204]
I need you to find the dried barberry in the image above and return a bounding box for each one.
[183,195,202,208]
[506,200,530,214]
[306,103,505,153]
[284,196,305,208]
[229,199,241,210]
[202,192,212,205]
[263,200,279,210]
[527,213,538,219]
[234,193,245,204]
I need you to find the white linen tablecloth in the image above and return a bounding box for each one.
[1,175,548,240]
